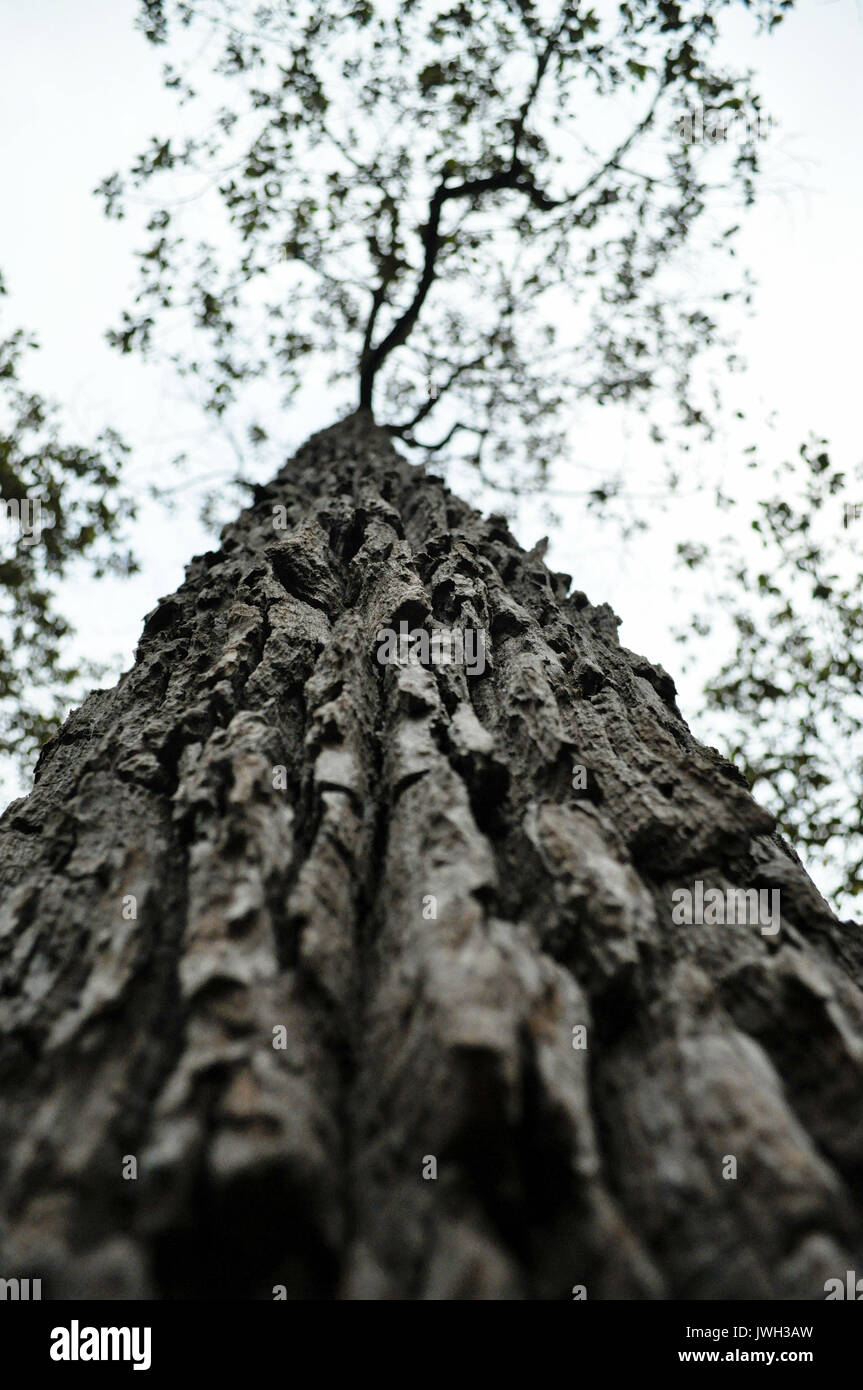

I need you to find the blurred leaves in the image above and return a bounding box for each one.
[0,272,137,768]
[674,439,862,911]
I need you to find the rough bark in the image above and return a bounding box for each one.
[0,410,861,1300]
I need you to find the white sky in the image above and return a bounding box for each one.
[0,0,860,899]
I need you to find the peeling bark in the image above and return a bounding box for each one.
[0,410,860,1300]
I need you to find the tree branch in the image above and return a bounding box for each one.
[358,40,673,413]
[359,163,558,409]
[386,354,487,437]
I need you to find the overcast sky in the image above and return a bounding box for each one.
[0,0,860,898]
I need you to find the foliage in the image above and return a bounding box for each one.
[0,274,137,766]
[674,440,862,908]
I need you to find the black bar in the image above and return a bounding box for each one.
[0,1299,857,1376]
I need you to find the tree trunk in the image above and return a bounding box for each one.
[0,410,860,1300]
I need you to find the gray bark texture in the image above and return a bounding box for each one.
[0,411,861,1300]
